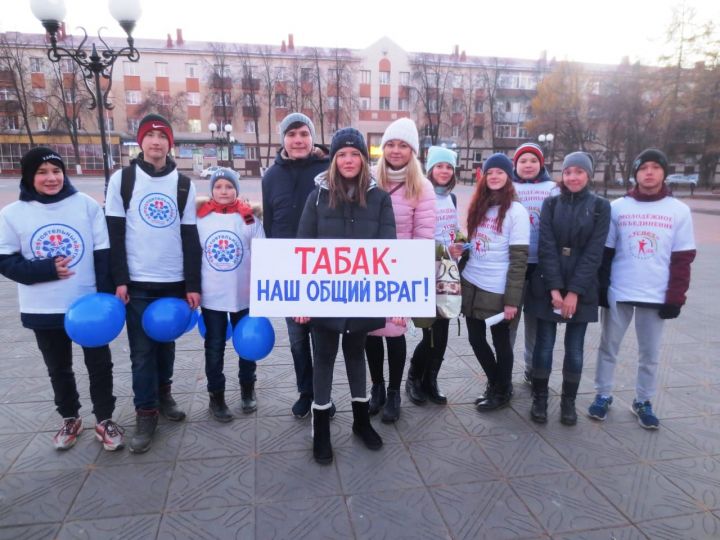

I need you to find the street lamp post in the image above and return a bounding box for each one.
[31,0,142,190]
[538,133,555,173]
[208,122,234,168]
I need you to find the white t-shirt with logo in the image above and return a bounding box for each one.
[514,181,559,264]
[462,201,530,294]
[606,196,695,303]
[105,166,197,283]
[197,211,265,312]
[434,193,461,246]
[0,193,109,314]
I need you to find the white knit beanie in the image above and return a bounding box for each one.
[380,118,419,154]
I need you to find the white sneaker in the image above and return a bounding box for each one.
[95,419,125,451]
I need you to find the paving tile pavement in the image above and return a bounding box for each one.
[0,207,718,539]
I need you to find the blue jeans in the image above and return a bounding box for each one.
[532,319,588,383]
[126,285,184,411]
[285,317,314,396]
[202,307,256,392]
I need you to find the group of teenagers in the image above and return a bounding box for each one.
[0,110,695,466]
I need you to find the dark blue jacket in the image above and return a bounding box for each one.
[261,146,329,239]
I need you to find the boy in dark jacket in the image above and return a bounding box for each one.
[261,112,330,418]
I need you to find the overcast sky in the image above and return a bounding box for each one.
[5,0,719,65]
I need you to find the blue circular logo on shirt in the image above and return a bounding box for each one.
[29,223,85,267]
[205,230,243,271]
[139,193,178,228]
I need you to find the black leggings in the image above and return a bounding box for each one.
[466,317,513,390]
[365,335,406,390]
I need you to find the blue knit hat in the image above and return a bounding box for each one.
[562,152,594,179]
[210,167,240,194]
[482,153,514,178]
[279,112,316,141]
[426,146,457,173]
[330,128,368,161]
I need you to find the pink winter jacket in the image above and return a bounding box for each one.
[369,177,436,337]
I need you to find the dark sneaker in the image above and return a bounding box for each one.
[95,419,125,451]
[588,394,613,421]
[129,411,158,454]
[631,399,660,430]
[53,417,83,450]
[292,393,313,419]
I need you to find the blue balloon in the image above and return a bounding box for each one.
[142,298,191,343]
[64,293,126,347]
[232,316,275,361]
[197,313,233,341]
[185,309,199,334]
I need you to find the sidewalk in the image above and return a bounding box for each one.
[0,196,718,539]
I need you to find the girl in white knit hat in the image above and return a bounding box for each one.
[365,118,436,423]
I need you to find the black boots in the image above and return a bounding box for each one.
[159,385,186,422]
[381,388,401,423]
[209,391,233,423]
[368,383,386,416]
[422,360,447,405]
[311,404,333,465]
[240,383,257,414]
[476,382,511,411]
[530,378,549,423]
[560,381,580,426]
[405,363,427,405]
[129,409,159,454]
[351,401,383,450]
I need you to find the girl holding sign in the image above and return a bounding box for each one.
[0,147,122,451]
[525,152,610,425]
[461,153,529,411]
[296,128,396,465]
[365,118,436,423]
[406,146,464,406]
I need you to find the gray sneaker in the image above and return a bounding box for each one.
[129,411,158,454]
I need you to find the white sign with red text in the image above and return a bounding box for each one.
[249,239,436,317]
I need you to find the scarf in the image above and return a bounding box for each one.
[197,199,255,221]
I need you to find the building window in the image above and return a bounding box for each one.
[188,119,201,133]
[453,99,463,113]
[246,146,259,160]
[30,57,42,73]
[360,97,370,110]
[379,97,390,110]
[473,125,484,139]
[327,96,341,109]
[301,68,312,82]
[274,66,287,81]
[379,71,390,85]
[156,62,168,77]
[187,92,200,106]
[105,116,114,131]
[185,63,198,78]
[474,150,483,162]
[125,90,141,104]
[398,98,409,111]
[452,125,460,137]
[157,91,170,105]
[428,100,438,113]
[36,116,48,130]
[214,93,232,106]
[128,118,140,132]
[327,68,339,80]
[32,88,46,101]
[60,58,73,74]
[245,121,256,133]
[360,70,371,84]
[124,61,138,76]
[399,71,410,85]
[275,93,288,108]
[453,74,463,88]
[474,100,484,113]
[0,89,12,101]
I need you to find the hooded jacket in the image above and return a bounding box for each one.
[296,172,396,333]
[261,146,329,239]
[526,185,611,323]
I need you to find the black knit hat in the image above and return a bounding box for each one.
[20,147,66,188]
[632,148,669,179]
[330,128,368,161]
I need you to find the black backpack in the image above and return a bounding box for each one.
[120,165,191,219]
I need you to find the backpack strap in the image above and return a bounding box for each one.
[177,173,191,220]
[450,192,457,208]
[120,166,135,213]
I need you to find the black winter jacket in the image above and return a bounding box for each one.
[261,146,329,239]
[526,186,610,323]
[296,175,397,333]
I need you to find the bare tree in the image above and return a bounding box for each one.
[235,46,262,159]
[205,43,236,129]
[0,33,36,143]
[326,48,357,134]
[255,45,279,168]
[306,48,327,145]
[410,53,452,147]
[136,89,188,126]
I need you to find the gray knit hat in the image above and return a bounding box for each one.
[279,112,316,141]
[562,152,594,179]
[210,167,240,194]
[380,117,419,154]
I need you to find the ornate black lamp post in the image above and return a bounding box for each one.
[538,133,555,173]
[31,0,142,188]
[208,122,234,168]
